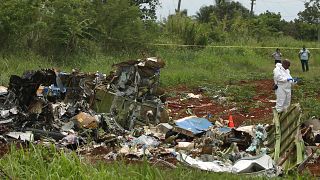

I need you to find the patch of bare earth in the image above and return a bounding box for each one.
[165,79,275,126]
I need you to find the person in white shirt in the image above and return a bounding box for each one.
[299,45,311,72]
[273,59,296,113]
[271,48,282,65]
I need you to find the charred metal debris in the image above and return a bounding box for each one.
[0,57,319,177]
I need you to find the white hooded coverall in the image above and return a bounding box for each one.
[273,63,294,113]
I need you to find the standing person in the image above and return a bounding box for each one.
[299,45,311,72]
[273,59,296,113]
[271,48,282,64]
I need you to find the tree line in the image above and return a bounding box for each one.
[0,0,318,58]
[167,0,319,46]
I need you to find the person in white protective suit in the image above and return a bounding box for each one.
[273,59,296,113]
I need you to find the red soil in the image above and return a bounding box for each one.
[165,79,275,126]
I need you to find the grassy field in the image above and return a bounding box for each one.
[0,39,320,179]
[0,145,313,180]
[0,145,252,180]
[1,40,319,87]
[1,42,320,115]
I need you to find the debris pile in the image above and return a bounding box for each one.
[0,57,319,177]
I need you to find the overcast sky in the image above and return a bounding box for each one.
[156,0,306,21]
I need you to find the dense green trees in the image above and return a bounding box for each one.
[0,0,317,58]
[0,0,158,57]
[295,0,319,40]
[170,0,319,44]
[298,0,319,23]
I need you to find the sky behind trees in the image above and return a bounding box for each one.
[156,0,305,21]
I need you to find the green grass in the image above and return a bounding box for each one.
[0,52,132,85]
[156,47,269,86]
[0,144,315,179]
[0,145,261,180]
[1,40,320,178]
[1,41,319,87]
[2,42,320,118]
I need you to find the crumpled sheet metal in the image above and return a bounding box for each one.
[176,153,277,176]
[1,57,167,132]
[176,153,232,172]
[236,125,254,137]
[6,131,34,142]
[204,126,252,150]
[0,60,287,177]
[94,57,168,131]
[0,118,13,124]
[266,103,305,170]
[8,69,56,109]
[130,135,160,148]
[0,68,107,141]
[232,154,274,173]
[107,57,165,99]
[108,95,167,130]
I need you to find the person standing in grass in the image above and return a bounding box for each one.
[273,59,296,113]
[271,48,282,65]
[299,45,311,72]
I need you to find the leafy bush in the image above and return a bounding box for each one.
[0,0,159,58]
[165,14,209,46]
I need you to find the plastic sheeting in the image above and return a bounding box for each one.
[175,116,212,135]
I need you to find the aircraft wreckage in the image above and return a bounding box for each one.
[1,57,320,177]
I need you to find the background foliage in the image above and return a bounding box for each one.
[0,0,319,117]
[0,0,318,58]
[0,1,320,177]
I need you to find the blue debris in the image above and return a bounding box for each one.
[219,127,232,133]
[175,116,213,135]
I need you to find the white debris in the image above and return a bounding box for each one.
[0,110,10,118]
[0,118,13,124]
[186,93,202,99]
[176,153,232,172]
[6,131,34,142]
[0,86,8,95]
[232,154,274,173]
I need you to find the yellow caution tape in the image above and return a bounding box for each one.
[148,43,320,50]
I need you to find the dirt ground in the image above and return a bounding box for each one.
[305,156,320,176]
[1,79,320,176]
[166,79,275,126]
